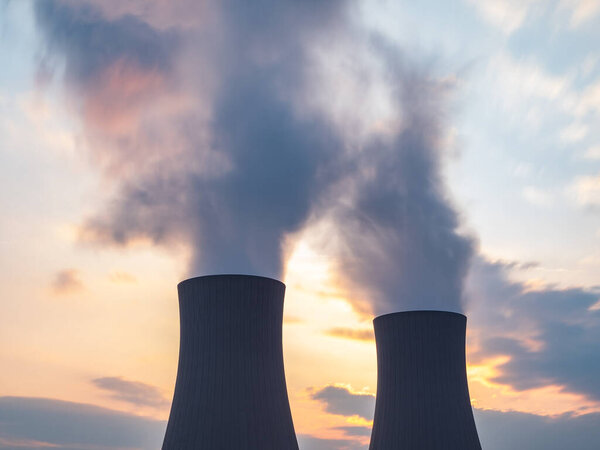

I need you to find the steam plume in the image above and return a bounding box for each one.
[35,0,473,312]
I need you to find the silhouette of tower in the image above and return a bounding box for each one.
[162,275,298,449]
[369,310,481,450]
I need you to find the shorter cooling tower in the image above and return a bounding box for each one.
[162,275,298,450]
[369,310,481,450]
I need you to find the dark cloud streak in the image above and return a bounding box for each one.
[309,384,600,450]
[474,409,600,450]
[51,268,84,295]
[467,258,600,402]
[297,434,368,450]
[3,395,598,450]
[310,385,375,421]
[0,396,165,449]
[91,376,169,409]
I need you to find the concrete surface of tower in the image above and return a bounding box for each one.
[369,310,481,450]
[162,275,298,449]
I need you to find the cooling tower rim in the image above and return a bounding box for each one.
[373,309,466,324]
[178,274,285,289]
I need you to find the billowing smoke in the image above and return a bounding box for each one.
[315,54,474,314]
[34,0,473,312]
[35,0,344,278]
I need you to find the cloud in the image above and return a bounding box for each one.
[467,258,600,402]
[559,122,588,143]
[283,315,305,324]
[487,53,571,125]
[2,396,598,450]
[309,384,600,450]
[474,409,600,450]
[572,173,600,208]
[310,385,375,421]
[325,328,374,342]
[467,0,538,34]
[469,0,600,33]
[560,0,600,28]
[91,376,169,409]
[333,426,372,437]
[481,51,600,150]
[297,434,367,450]
[584,145,600,159]
[50,269,83,295]
[522,186,553,207]
[0,396,165,450]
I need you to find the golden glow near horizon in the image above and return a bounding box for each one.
[468,357,600,417]
[282,234,377,440]
[2,221,599,435]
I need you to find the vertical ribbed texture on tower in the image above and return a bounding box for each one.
[369,310,481,450]
[162,275,298,450]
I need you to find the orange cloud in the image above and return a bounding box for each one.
[283,315,304,324]
[50,269,84,295]
[467,356,600,416]
[325,327,374,342]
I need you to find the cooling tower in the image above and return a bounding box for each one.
[162,275,299,449]
[369,310,481,450]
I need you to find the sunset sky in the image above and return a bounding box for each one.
[1,1,600,449]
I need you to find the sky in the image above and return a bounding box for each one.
[1,0,600,449]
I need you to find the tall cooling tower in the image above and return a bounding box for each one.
[162,275,299,449]
[369,310,481,450]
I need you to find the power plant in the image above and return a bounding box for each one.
[163,277,481,449]
[162,275,298,449]
[369,310,481,449]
